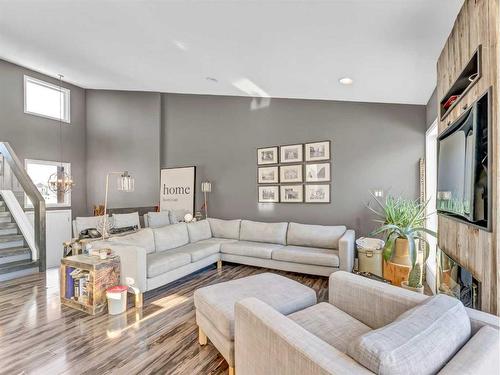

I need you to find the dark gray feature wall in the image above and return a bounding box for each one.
[0,59,87,217]
[426,87,437,129]
[162,94,426,236]
[86,90,161,212]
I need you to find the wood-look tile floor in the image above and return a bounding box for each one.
[0,263,328,375]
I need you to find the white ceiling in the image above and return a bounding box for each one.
[0,0,463,104]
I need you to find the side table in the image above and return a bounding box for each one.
[60,255,120,315]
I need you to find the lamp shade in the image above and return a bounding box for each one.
[201,181,212,193]
[118,171,135,192]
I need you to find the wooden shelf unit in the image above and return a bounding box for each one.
[60,255,120,315]
[439,45,481,121]
[436,0,498,315]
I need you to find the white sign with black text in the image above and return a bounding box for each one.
[160,166,196,214]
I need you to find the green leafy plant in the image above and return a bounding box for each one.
[367,194,437,288]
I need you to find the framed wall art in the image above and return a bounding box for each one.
[258,185,279,203]
[280,185,303,203]
[305,162,330,182]
[257,146,278,165]
[280,164,303,183]
[160,166,196,214]
[280,144,303,163]
[305,184,330,203]
[305,141,330,162]
[258,166,279,184]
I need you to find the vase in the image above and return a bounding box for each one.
[401,281,424,294]
[391,238,412,266]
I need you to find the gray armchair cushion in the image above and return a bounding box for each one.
[146,211,171,228]
[147,250,191,277]
[438,325,500,375]
[348,294,471,375]
[153,223,189,252]
[240,220,288,245]
[272,246,339,267]
[187,220,212,243]
[288,302,371,353]
[287,222,346,249]
[208,218,241,240]
[220,241,283,259]
[108,228,156,254]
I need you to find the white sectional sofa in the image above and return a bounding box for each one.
[91,218,355,299]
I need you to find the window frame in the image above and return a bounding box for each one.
[24,158,72,209]
[23,75,71,123]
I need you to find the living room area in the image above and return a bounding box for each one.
[0,1,499,374]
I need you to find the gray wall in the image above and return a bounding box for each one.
[0,59,88,217]
[162,94,426,236]
[86,90,161,212]
[426,87,438,129]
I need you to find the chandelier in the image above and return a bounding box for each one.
[48,170,74,193]
[48,74,75,194]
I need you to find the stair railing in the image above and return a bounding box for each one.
[0,142,46,271]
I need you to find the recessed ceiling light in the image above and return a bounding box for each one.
[206,77,218,83]
[339,77,354,85]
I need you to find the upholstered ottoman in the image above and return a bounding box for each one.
[194,273,317,374]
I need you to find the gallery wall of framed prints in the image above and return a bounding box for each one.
[257,140,331,203]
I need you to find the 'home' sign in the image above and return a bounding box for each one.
[160,166,195,214]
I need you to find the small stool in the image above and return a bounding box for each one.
[194,273,317,374]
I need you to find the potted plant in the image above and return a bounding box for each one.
[368,194,436,291]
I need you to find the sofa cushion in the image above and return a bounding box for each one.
[175,242,221,262]
[239,220,288,245]
[272,246,339,267]
[438,325,500,375]
[348,294,471,375]
[287,222,346,249]
[187,220,212,243]
[288,302,371,353]
[153,223,189,252]
[221,241,283,259]
[147,250,191,277]
[112,212,140,229]
[208,218,241,240]
[147,211,171,228]
[108,228,156,254]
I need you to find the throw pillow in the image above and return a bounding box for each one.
[112,212,140,229]
[147,211,171,228]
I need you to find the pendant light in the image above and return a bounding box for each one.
[48,74,74,194]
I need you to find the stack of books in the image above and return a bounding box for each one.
[65,267,90,304]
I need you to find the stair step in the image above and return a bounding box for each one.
[0,222,18,236]
[0,260,39,280]
[0,211,11,223]
[0,222,17,230]
[0,234,23,243]
[0,247,31,264]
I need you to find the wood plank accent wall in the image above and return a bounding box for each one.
[436,0,499,314]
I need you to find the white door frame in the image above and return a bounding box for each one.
[425,119,438,293]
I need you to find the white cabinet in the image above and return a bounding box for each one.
[26,209,72,269]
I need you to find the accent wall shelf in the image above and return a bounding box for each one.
[439,45,482,121]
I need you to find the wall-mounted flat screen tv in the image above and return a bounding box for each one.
[437,89,490,230]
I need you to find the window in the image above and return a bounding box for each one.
[24,75,70,123]
[25,159,71,208]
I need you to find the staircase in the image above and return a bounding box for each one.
[0,142,46,281]
[0,196,38,281]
